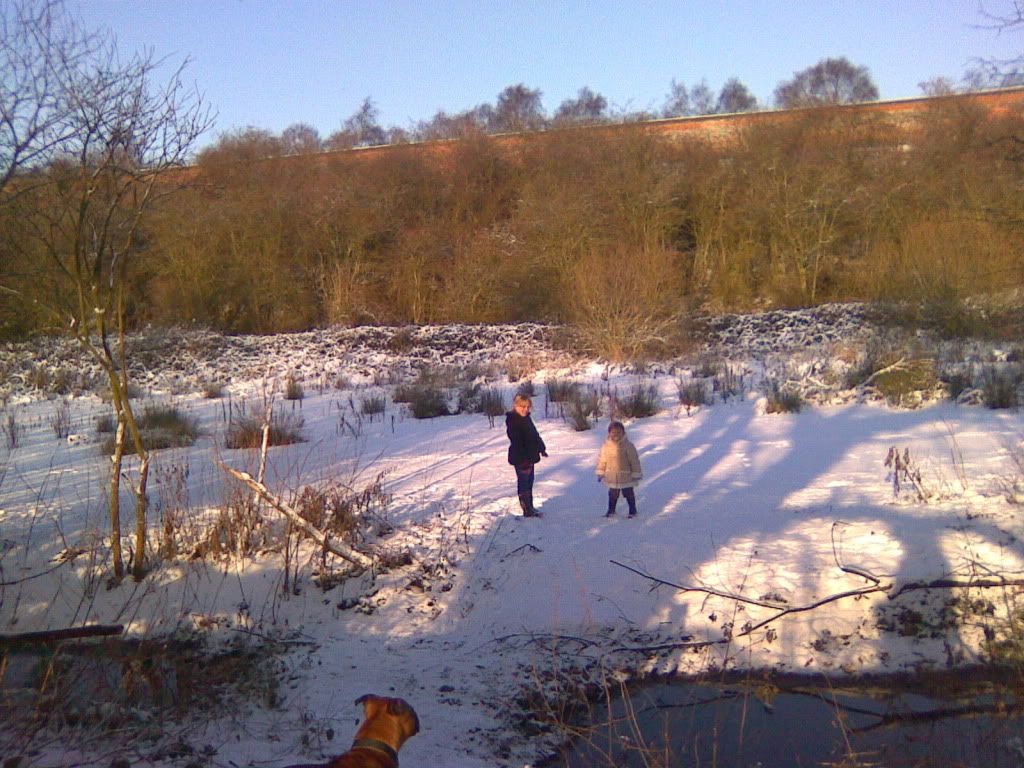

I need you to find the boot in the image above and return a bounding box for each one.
[519,495,541,518]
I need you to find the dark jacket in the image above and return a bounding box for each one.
[506,410,546,466]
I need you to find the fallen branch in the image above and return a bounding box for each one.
[610,559,792,610]
[0,624,124,645]
[215,460,374,570]
[861,358,907,387]
[612,544,1024,653]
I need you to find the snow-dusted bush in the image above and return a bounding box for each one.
[764,380,804,414]
[567,389,602,431]
[360,394,386,417]
[545,377,579,403]
[225,411,304,449]
[676,378,709,414]
[49,399,72,438]
[284,375,305,401]
[100,404,199,455]
[982,366,1020,410]
[611,382,659,420]
[201,380,226,399]
[404,387,451,419]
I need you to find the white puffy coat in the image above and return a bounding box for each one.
[596,435,642,489]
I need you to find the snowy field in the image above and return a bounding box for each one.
[1,305,1023,767]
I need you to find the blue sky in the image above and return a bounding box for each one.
[73,1,1023,145]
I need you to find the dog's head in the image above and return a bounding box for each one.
[354,694,420,745]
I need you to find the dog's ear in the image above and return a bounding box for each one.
[354,693,374,707]
[388,698,420,735]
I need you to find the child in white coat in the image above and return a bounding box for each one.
[596,421,642,517]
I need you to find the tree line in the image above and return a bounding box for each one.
[3,3,1024,360]
[6,91,1022,358]
[233,54,1023,153]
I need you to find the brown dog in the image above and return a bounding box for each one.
[286,694,420,768]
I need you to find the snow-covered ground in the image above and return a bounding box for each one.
[1,305,1023,767]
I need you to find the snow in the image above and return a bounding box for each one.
[1,306,1022,767]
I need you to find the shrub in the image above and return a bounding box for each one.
[50,367,77,395]
[49,399,72,438]
[696,357,721,378]
[284,376,304,401]
[516,380,536,398]
[360,395,386,417]
[567,390,601,431]
[202,381,225,399]
[545,378,579,403]
[942,370,972,401]
[392,383,416,403]
[2,410,21,450]
[764,381,804,414]
[612,382,659,420]
[95,413,116,434]
[28,364,49,391]
[459,384,505,417]
[387,327,416,352]
[505,353,540,382]
[478,388,506,418]
[676,378,709,413]
[404,387,450,419]
[982,367,1020,410]
[225,411,304,449]
[98,383,143,402]
[714,365,743,403]
[871,360,938,407]
[101,404,200,455]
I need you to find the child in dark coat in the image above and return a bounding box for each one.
[505,393,547,517]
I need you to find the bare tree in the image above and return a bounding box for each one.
[0,0,210,581]
[552,86,607,125]
[661,79,690,118]
[689,79,716,115]
[414,106,490,140]
[0,0,100,197]
[491,83,545,133]
[773,57,879,108]
[280,122,321,155]
[716,77,758,113]
[326,96,386,149]
[970,3,1024,87]
[918,76,959,96]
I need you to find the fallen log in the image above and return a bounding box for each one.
[215,460,375,570]
[0,624,124,645]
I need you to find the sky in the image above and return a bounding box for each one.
[69,1,1024,146]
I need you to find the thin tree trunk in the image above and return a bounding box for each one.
[132,452,150,581]
[109,420,125,580]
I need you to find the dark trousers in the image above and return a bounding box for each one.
[608,487,637,515]
[516,463,535,511]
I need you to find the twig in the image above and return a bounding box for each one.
[610,559,790,609]
[504,543,542,558]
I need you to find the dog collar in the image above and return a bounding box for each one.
[352,738,400,765]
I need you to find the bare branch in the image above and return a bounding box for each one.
[215,459,375,570]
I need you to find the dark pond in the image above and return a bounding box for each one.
[553,669,1024,768]
[1,637,282,726]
